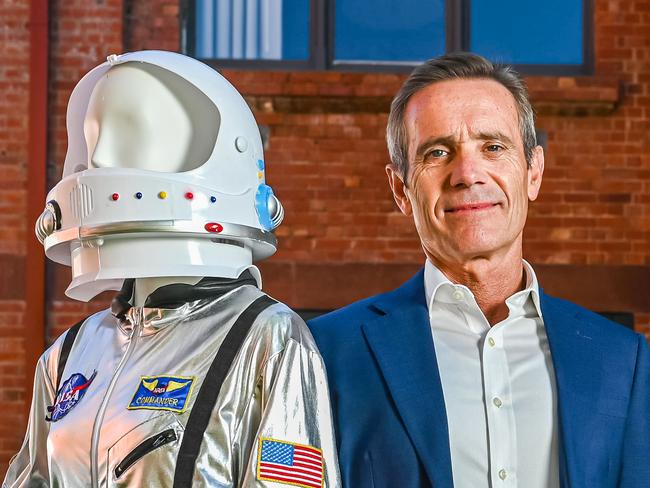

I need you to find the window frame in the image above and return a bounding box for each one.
[181,0,594,75]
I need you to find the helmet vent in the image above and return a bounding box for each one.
[70,183,94,220]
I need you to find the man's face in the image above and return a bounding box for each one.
[386,78,544,267]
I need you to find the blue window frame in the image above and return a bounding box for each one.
[183,0,593,75]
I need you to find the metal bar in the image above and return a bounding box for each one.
[314,0,327,69]
[583,0,595,75]
[446,0,463,52]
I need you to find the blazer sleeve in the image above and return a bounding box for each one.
[619,333,650,487]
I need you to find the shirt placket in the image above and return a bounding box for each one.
[483,325,518,487]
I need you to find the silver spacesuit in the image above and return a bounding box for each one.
[4,276,339,487]
[4,50,341,488]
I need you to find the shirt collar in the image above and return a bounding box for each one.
[424,259,543,319]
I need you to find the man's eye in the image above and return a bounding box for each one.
[485,144,503,152]
[428,149,448,158]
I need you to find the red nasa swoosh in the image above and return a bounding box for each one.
[69,371,97,394]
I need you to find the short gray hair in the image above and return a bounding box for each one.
[386,52,537,183]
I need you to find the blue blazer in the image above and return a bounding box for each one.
[308,269,650,488]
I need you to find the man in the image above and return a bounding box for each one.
[308,53,650,488]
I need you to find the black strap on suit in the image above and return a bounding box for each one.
[54,318,86,394]
[172,294,277,487]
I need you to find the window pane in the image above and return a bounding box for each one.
[334,0,445,63]
[194,0,309,60]
[470,0,583,65]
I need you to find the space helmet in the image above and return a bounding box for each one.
[35,50,283,301]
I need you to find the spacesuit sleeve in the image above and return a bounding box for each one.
[240,317,342,488]
[3,355,55,488]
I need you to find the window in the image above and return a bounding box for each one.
[333,0,446,66]
[183,0,592,75]
[469,0,588,73]
[191,0,310,61]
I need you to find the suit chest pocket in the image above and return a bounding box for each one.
[114,428,177,478]
[107,416,182,487]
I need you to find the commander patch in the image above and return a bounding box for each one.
[128,375,195,413]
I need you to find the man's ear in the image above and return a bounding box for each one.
[386,163,412,216]
[527,145,544,201]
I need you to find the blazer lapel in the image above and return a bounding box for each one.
[541,291,604,488]
[361,270,453,488]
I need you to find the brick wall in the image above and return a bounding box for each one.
[0,0,124,475]
[0,0,30,471]
[1,0,649,475]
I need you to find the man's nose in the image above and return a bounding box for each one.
[448,150,486,188]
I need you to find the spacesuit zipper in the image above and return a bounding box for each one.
[90,307,143,488]
[114,428,177,479]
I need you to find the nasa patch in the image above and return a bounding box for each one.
[128,375,195,413]
[46,371,97,422]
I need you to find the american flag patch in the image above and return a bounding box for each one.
[256,437,324,488]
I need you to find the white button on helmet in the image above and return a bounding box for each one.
[36,50,283,301]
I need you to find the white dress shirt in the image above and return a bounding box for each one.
[424,260,559,488]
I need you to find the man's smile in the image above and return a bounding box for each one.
[444,202,500,214]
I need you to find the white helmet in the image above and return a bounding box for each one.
[35,50,284,301]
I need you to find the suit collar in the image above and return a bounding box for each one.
[362,269,454,488]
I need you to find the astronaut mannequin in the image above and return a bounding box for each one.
[87,62,205,307]
[4,51,340,488]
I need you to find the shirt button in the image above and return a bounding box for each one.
[498,469,507,480]
[488,337,496,347]
[492,397,503,408]
[452,290,464,301]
